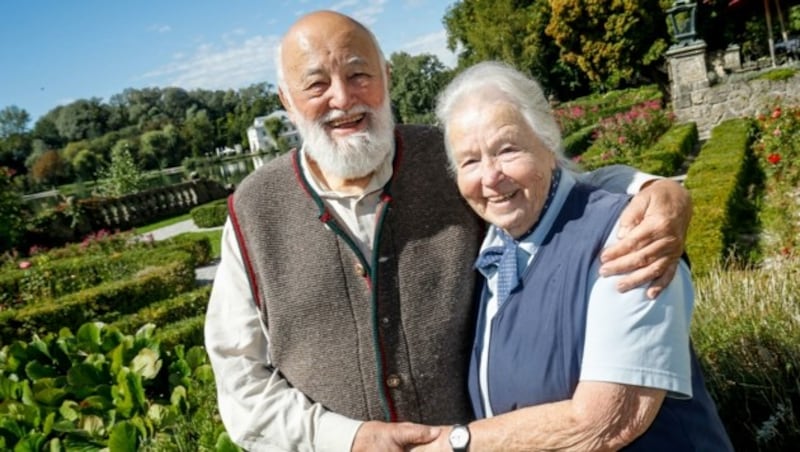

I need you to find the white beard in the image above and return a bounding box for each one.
[295,98,395,180]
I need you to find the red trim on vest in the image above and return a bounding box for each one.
[228,195,263,311]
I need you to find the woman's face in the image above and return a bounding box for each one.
[447,99,556,238]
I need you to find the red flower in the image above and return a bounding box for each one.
[771,107,782,119]
[767,153,781,165]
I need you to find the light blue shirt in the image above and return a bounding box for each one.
[477,169,693,416]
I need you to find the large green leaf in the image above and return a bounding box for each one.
[107,421,138,452]
[75,323,103,354]
[112,368,145,418]
[33,386,68,406]
[130,349,161,380]
[214,432,242,452]
[193,363,214,384]
[24,360,58,380]
[185,346,208,370]
[67,363,107,388]
[12,432,46,452]
[59,400,80,422]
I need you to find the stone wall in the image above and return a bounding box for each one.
[672,73,800,139]
[667,41,800,139]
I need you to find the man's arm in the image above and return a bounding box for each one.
[205,220,361,451]
[205,220,437,451]
[579,165,692,298]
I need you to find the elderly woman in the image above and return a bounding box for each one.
[418,61,733,451]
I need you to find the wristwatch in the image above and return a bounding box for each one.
[449,424,471,451]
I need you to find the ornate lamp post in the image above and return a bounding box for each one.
[666,0,698,47]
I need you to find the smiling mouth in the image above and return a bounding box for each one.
[326,113,367,129]
[487,190,518,203]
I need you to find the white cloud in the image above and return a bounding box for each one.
[141,34,281,90]
[399,30,457,68]
[149,24,172,34]
[327,0,386,26]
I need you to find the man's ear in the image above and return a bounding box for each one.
[278,87,297,123]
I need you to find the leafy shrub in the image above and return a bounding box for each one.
[0,167,25,254]
[0,322,236,450]
[191,199,228,228]
[562,124,597,158]
[554,84,662,136]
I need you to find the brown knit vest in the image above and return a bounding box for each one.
[230,125,482,424]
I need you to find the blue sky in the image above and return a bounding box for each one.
[0,0,457,123]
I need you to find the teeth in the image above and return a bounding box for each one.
[488,192,515,202]
[328,113,365,128]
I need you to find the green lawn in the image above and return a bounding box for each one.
[134,213,193,234]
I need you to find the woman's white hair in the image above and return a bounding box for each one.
[435,61,569,173]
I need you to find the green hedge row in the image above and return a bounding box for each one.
[563,124,598,158]
[156,314,206,349]
[113,286,211,334]
[636,122,698,176]
[0,257,196,345]
[0,235,211,308]
[191,198,229,228]
[684,118,758,275]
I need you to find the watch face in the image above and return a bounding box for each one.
[449,425,470,448]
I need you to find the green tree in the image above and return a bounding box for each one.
[96,141,147,196]
[54,98,111,141]
[443,0,589,100]
[182,108,215,157]
[545,0,669,91]
[0,105,30,138]
[389,52,451,124]
[0,167,25,252]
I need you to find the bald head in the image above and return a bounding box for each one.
[275,10,386,98]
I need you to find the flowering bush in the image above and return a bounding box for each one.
[590,100,675,162]
[753,102,800,257]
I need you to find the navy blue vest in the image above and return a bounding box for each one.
[468,184,732,451]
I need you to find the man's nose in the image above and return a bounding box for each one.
[328,77,355,111]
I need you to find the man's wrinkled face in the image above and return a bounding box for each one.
[279,17,394,179]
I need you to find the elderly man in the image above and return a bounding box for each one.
[204,10,692,452]
[411,61,732,451]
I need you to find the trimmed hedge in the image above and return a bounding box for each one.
[684,118,758,275]
[191,199,228,228]
[563,124,598,158]
[636,122,698,176]
[156,314,206,349]
[113,285,211,334]
[0,258,196,344]
[0,235,211,308]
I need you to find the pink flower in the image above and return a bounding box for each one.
[618,136,627,145]
[773,127,782,137]
[19,261,31,270]
[771,107,782,119]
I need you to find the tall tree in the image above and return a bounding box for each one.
[96,140,147,197]
[389,52,451,125]
[443,0,589,100]
[54,98,111,142]
[0,105,30,138]
[546,0,670,91]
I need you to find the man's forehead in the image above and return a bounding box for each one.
[283,28,377,76]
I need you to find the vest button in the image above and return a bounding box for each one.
[354,263,366,277]
[380,317,390,327]
[386,374,401,388]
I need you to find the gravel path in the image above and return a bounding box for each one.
[145,219,222,284]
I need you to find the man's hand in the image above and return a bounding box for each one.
[408,426,451,452]
[352,421,439,452]
[600,178,692,299]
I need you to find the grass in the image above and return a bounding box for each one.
[134,213,194,234]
